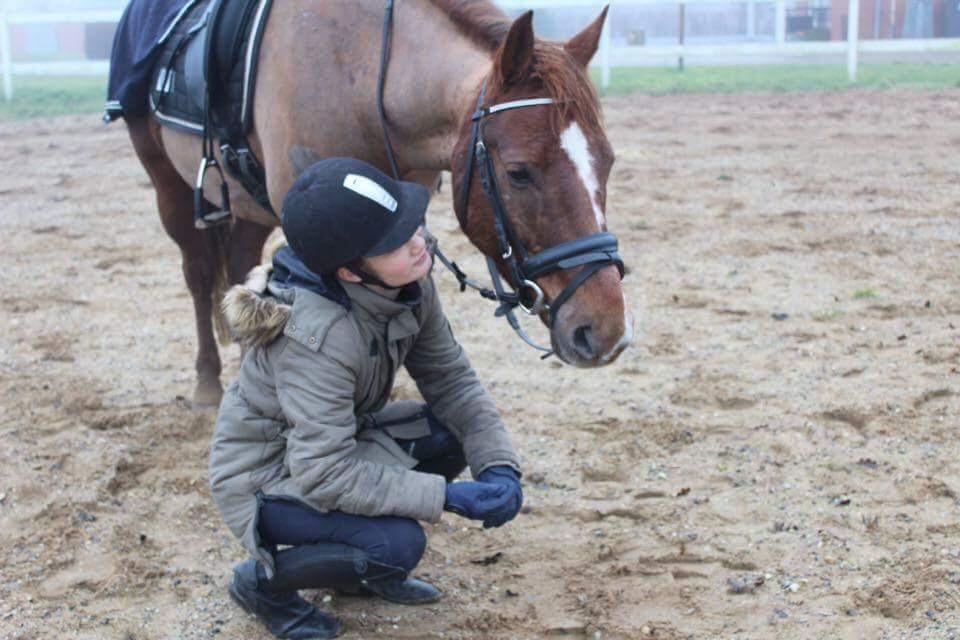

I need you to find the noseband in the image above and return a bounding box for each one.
[376,1,623,356]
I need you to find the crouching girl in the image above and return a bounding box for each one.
[209,158,523,639]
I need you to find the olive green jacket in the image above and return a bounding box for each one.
[209,270,520,574]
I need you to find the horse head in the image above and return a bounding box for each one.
[451,8,632,367]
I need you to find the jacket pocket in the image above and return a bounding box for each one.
[362,400,431,440]
[354,429,419,469]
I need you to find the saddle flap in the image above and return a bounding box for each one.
[182,23,209,112]
[149,0,265,136]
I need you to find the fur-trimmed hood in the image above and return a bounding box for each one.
[221,264,292,349]
[222,233,355,348]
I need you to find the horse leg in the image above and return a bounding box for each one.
[227,218,273,285]
[126,116,225,408]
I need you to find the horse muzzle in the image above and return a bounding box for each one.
[547,264,634,368]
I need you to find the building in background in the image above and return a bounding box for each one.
[519,0,958,47]
[3,0,124,61]
[3,0,958,64]
[830,0,956,38]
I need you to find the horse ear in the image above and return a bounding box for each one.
[564,5,608,68]
[497,10,535,86]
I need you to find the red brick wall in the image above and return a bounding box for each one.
[55,24,85,56]
[8,21,107,59]
[830,0,925,39]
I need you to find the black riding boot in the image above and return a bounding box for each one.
[360,575,440,604]
[229,559,340,640]
[269,543,441,605]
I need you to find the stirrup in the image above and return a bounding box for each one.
[194,156,232,230]
[194,208,232,229]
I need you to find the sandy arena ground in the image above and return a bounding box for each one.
[1,89,959,640]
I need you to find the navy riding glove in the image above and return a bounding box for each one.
[476,466,523,528]
[444,481,510,524]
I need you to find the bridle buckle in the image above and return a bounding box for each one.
[518,279,546,316]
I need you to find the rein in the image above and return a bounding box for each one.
[376,1,624,357]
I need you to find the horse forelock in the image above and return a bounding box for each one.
[527,42,604,143]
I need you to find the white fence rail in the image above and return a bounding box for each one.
[501,0,960,86]
[2,2,959,102]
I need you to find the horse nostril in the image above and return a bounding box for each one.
[573,325,594,359]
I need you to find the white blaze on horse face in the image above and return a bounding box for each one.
[560,122,605,230]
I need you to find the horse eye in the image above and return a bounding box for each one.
[507,168,532,186]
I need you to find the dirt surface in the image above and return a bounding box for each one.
[2,89,959,640]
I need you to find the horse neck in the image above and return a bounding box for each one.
[385,0,492,171]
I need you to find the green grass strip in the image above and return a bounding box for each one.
[594,63,960,96]
[1,64,958,121]
[0,76,107,120]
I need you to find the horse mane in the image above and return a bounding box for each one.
[429,0,603,138]
[428,0,511,50]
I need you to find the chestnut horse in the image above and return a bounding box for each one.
[126,0,632,406]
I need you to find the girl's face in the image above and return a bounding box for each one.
[362,226,433,288]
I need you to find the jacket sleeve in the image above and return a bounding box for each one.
[274,323,446,522]
[404,278,521,477]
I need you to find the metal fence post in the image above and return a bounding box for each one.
[1,12,12,101]
[847,0,860,81]
[775,0,786,44]
[678,1,686,70]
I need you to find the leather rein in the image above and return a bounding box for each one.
[377,1,624,357]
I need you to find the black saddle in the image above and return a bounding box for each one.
[150,0,276,224]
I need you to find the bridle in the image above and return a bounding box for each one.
[377,1,624,357]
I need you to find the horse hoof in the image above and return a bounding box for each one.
[193,383,223,410]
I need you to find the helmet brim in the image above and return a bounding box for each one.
[363,180,430,258]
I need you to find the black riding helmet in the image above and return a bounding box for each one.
[281,157,429,277]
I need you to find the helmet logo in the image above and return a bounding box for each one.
[342,174,398,213]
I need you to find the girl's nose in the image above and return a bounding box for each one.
[410,227,426,251]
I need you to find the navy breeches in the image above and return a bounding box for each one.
[257,406,466,573]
